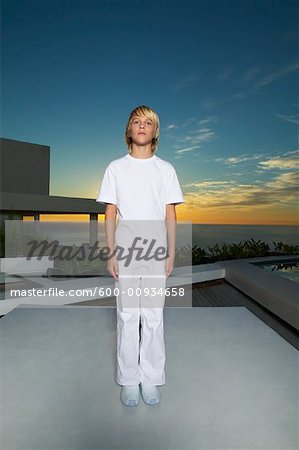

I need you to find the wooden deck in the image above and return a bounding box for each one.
[67,279,248,308]
[192,280,245,306]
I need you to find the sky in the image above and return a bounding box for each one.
[2,0,298,224]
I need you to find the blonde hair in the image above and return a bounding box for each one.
[125,105,160,153]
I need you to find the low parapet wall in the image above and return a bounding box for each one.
[0,256,54,275]
[219,256,298,331]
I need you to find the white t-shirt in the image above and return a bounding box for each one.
[96,153,184,220]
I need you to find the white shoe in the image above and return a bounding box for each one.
[120,385,140,407]
[140,383,161,405]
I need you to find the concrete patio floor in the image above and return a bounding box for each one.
[0,305,298,450]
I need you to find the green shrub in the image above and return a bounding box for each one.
[273,241,299,255]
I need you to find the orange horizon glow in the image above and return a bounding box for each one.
[37,209,298,226]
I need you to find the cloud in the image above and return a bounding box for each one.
[230,93,247,99]
[181,117,198,128]
[284,149,299,156]
[230,172,244,177]
[259,152,299,170]
[184,180,233,188]
[175,146,201,155]
[201,63,298,112]
[231,62,299,101]
[217,66,234,81]
[267,170,298,187]
[167,116,217,131]
[253,62,299,90]
[182,171,298,209]
[216,154,263,165]
[171,75,199,93]
[200,97,219,109]
[172,116,217,158]
[241,67,261,82]
[177,128,215,145]
[275,113,299,125]
[198,116,218,126]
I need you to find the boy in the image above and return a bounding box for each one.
[96,105,184,406]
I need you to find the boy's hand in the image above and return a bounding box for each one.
[165,254,175,279]
[107,254,119,280]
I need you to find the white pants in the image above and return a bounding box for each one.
[115,257,166,386]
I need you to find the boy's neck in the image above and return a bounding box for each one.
[130,143,154,159]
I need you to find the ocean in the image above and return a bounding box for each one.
[22,222,299,251]
[191,224,299,251]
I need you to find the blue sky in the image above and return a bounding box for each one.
[2,0,298,224]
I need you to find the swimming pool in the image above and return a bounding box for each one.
[252,258,299,284]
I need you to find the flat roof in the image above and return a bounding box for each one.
[0,191,105,214]
[1,306,297,449]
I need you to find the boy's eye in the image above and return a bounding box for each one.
[132,118,153,126]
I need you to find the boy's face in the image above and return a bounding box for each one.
[130,115,157,148]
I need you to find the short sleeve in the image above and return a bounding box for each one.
[166,168,184,205]
[96,164,117,205]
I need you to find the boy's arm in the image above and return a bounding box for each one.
[165,204,177,278]
[104,203,119,280]
[105,204,117,255]
[165,204,177,259]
